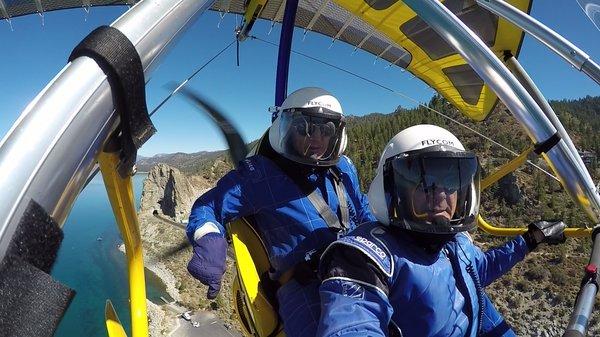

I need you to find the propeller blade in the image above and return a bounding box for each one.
[160,240,191,260]
[171,84,249,168]
[152,210,186,230]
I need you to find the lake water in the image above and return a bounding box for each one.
[51,173,170,337]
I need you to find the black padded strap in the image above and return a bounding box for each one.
[534,132,561,155]
[321,245,390,296]
[69,25,156,177]
[0,199,74,336]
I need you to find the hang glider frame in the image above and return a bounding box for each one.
[477,0,600,85]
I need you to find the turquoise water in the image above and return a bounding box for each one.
[51,173,171,337]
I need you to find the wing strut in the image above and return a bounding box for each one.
[274,0,300,118]
[476,0,600,85]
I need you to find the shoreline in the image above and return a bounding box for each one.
[117,243,181,304]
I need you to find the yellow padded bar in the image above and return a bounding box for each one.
[478,146,592,237]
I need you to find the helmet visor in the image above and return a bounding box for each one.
[277,107,345,166]
[384,148,480,233]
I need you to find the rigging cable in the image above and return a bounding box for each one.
[149,39,236,117]
[250,35,559,182]
[83,39,236,189]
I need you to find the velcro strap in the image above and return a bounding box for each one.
[69,25,156,177]
[534,133,561,155]
[0,199,74,336]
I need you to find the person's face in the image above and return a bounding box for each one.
[291,121,333,159]
[412,185,458,222]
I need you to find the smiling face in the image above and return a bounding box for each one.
[411,185,458,223]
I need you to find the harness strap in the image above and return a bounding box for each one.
[306,185,344,231]
[330,166,350,229]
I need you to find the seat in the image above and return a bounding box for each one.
[229,217,284,337]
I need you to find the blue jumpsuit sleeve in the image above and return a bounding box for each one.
[317,279,392,337]
[186,167,255,243]
[343,157,376,223]
[472,235,530,287]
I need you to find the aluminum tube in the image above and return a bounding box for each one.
[565,284,597,336]
[565,230,600,336]
[402,0,600,223]
[0,0,216,263]
[506,56,593,183]
[477,0,600,85]
[582,58,600,85]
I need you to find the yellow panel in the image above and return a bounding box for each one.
[334,0,531,121]
[229,219,281,337]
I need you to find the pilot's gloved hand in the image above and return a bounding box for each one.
[523,220,567,251]
[187,232,227,299]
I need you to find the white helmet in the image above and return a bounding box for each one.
[269,87,347,166]
[368,124,481,234]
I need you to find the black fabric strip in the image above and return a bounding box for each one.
[0,258,75,337]
[534,132,561,155]
[0,199,74,336]
[69,25,156,177]
[7,199,63,273]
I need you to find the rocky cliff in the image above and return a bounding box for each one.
[137,163,240,336]
[140,163,199,222]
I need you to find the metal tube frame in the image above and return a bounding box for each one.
[402,0,600,225]
[274,0,299,117]
[564,227,600,337]
[476,0,600,85]
[0,0,217,286]
[477,145,592,236]
[505,55,593,181]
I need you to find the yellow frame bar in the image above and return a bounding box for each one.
[478,145,592,237]
[98,151,149,337]
[480,146,533,190]
[477,215,591,237]
[105,300,128,337]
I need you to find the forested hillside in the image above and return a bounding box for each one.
[345,95,599,191]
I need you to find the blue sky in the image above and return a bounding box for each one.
[1,1,598,157]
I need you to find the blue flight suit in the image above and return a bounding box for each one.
[187,154,374,337]
[318,222,529,337]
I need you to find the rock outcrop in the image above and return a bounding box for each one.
[495,173,522,205]
[137,163,241,335]
[140,163,201,222]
